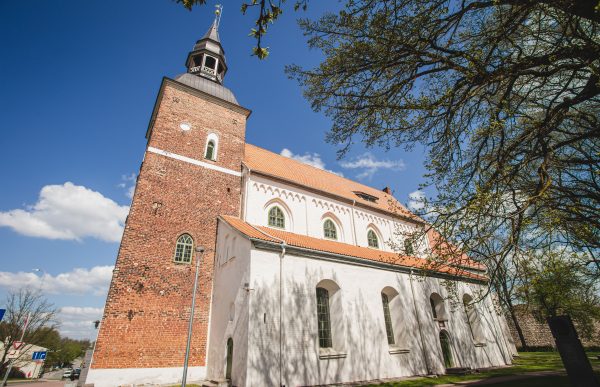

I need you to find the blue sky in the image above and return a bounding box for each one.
[0,1,427,339]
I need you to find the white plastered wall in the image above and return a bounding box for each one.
[205,220,252,386]
[243,247,514,387]
[244,174,428,255]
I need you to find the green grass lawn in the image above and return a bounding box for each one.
[365,351,600,386]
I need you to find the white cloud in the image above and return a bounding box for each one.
[340,153,405,180]
[0,266,114,296]
[408,190,426,211]
[118,173,137,199]
[0,182,129,242]
[57,306,104,340]
[280,148,343,176]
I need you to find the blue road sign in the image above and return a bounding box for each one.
[0,309,5,321]
[32,351,47,360]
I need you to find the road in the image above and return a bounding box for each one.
[7,381,66,387]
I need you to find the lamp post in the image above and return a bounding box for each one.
[32,268,47,291]
[181,246,205,387]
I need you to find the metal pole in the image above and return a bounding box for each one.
[2,314,30,386]
[182,246,205,387]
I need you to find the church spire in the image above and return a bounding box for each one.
[185,4,227,84]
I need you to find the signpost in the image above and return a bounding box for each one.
[32,351,47,360]
[6,341,24,359]
[1,314,29,386]
[0,309,5,321]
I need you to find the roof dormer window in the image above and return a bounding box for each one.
[353,191,379,203]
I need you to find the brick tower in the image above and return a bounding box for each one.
[88,14,251,386]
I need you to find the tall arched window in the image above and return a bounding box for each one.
[315,279,345,356]
[367,229,379,248]
[174,234,193,263]
[323,219,337,240]
[463,294,485,343]
[430,297,438,319]
[430,293,448,321]
[381,293,395,345]
[204,133,219,161]
[316,287,332,348]
[268,206,285,228]
[205,140,216,160]
[404,239,414,255]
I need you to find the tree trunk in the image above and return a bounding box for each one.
[547,315,600,387]
[506,300,528,349]
[499,278,528,349]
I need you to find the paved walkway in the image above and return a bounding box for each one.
[6,380,66,387]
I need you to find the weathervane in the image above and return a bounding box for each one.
[214,4,223,29]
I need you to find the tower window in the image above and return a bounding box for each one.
[268,206,285,229]
[316,287,332,348]
[193,54,204,67]
[323,219,337,240]
[381,293,395,345]
[205,140,216,160]
[367,230,379,248]
[174,234,194,264]
[204,55,217,70]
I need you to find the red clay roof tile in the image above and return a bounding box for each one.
[221,216,486,281]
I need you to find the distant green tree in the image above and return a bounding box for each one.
[517,250,600,339]
[35,328,61,368]
[55,338,89,367]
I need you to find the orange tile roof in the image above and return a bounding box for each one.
[426,228,486,271]
[221,216,486,282]
[244,144,419,222]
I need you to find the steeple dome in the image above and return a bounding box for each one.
[185,6,227,84]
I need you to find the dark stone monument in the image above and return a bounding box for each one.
[547,315,599,387]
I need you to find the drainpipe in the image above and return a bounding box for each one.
[241,163,251,221]
[350,200,358,245]
[279,241,287,387]
[409,269,432,375]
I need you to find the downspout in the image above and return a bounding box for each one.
[241,163,251,221]
[350,200,358,245]
[279,242,287,387]
[410,269,432,375]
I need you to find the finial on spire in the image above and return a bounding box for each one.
[214,4,223,30]
[185,8,228,84]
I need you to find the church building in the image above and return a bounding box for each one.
[87,16,516,387]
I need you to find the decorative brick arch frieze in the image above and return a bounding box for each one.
[252,181,306,203]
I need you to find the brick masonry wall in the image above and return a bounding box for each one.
[506,305,600,348]
[92,80,248,369]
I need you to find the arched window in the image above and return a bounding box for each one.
[404,239,414,255]
[315,280,345,355]
[430,293,447,321]
[268,206,285,228]
[381,293,395,345]
[463,294,485,343]
[205,140,216,160]
[174,234,193,263]
[204,133,219,161]
[367,229,379,248]
[323,219,337,240]
[430,297,438,319]
[316,287,332,348]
